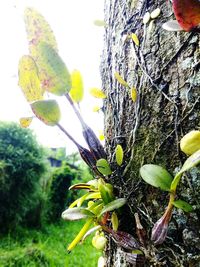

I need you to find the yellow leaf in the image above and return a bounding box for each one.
[18,55,44,102]
[70,70,84,103]
[89,88,106,99]
[99,131,105,141]
[19,117,33,128]
[92,105,101,112]
[24,8,58,58]
[115,144,124,166]
[114,72,129,87]
[131,87,137,102]
[131,33,139,46]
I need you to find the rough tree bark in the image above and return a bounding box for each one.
[100,0,200,266]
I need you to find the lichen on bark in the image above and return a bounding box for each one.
[101,0,200,266]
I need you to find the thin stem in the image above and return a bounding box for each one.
[65,93,86,129]
[56,123,80,148]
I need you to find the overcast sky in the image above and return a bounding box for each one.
[0,0,105,153]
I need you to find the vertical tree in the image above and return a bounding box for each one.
[101,0,200,266]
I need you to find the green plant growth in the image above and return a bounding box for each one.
[0,122,47,232]
[18,7,136,257]
[47,165,77,222]
[0,221,101,267]
[140,130,200,245]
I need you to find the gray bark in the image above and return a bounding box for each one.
[101,0,200,266]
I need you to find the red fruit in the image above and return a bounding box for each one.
[172,0,200,31]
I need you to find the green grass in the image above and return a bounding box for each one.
[0,221,101,267]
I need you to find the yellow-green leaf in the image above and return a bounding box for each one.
[69,70,84,103]
[131,33,139,46]
[92,105,101,112]
[115,144,124,166]
[111,212,119,231]
[19,117,33,128]
[180,130,200,155]
[24,8,58,58]
[172,199,193,212]
[99,130,105,141]
[114,72,129,87]
[18,55,43,102]
[96,159,112,176]
[93,20,107,27]
[89,88,106,99]
[31,99,61,126]
[131,87,137,102]
[35,42,71,95]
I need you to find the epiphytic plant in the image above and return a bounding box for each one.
[140,130,200,244]
[18,7,136,255]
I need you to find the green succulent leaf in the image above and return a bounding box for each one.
[61,207,94,221]
[140,164,173,191]
[35,42,71,95]
[96,159,112,176]
[115,144,124,166]
[99,198,126,217]
[173,199,193,212]
[31,99,61,126]
[171,149,200,191]
[98,180,114,204]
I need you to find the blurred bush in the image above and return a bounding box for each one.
[0,122,47,232]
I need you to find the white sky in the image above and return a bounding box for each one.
[0,0,105,154]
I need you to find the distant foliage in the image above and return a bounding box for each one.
[47,165,77,222]
[0,122,47,232]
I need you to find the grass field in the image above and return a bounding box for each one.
[0,221,101,267]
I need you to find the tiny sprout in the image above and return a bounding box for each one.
[143,12,151,24]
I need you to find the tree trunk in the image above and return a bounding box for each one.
[101,0,200,266]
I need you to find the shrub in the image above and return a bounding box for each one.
[0,122,47,232]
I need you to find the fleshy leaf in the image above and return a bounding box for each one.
[114,72,129,87]
[115,144,124,166]
[140,164,173,191]
[62,207,94,221]
[69,70,84,103]
[92,105,101,112]
[98,179,114,204]
[93,20,107,27]
[131,87,137,102]
[173,199,193,212]
[31,99,61,126]
[67,218,93,252]
[180,130,200,155]
[171,149,200,191]
[172,0,200,32]
[162,20,183,31]
[19,117,33,128]
[131,33,139,46]
[24,8,58,57]
[96,159,112,176]
[99,198,126,217]
[111,212,119,231]
[99,130,105,141]
[89,88,106,99]
[18,55,43,102]
[35,42,71,95]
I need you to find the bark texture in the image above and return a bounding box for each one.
[101,0,200,266]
